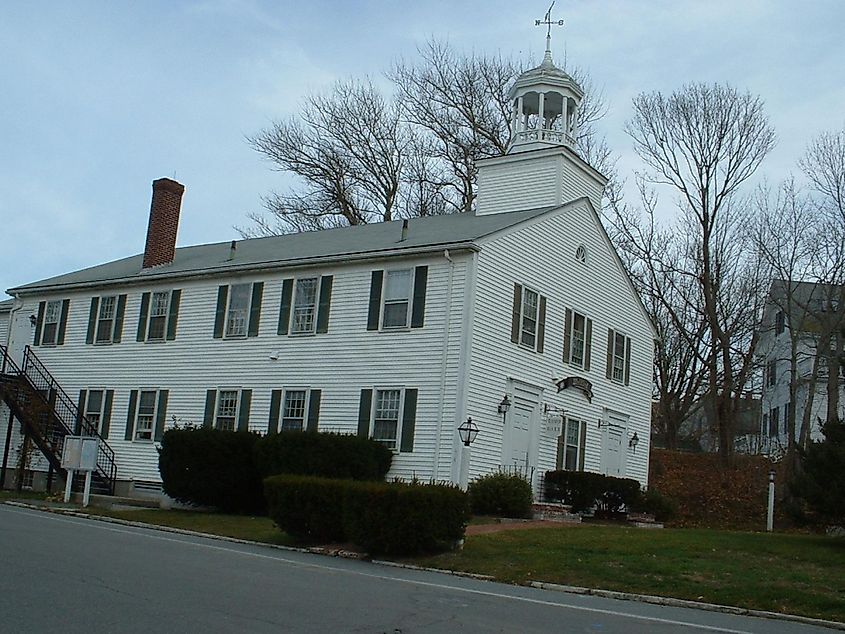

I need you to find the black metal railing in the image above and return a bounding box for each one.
[0,344,117,494]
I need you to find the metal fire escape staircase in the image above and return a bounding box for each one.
[0,344,117,495]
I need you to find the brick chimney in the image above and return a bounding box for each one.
[142,177,185,269]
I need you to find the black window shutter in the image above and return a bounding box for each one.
[367,271,383,331]
[248,283,263,337]
[357,389,373,437]
[537,296,547,353]
[238,389,252,431]
[102,390,114,439]
[400,389,418,453]
[203,390,217,428]
[316,276,333,334]
[34,301,45,345]
[578,420,587,471]
[213,286,228,339]
[278,279,294,335]
[76,389,87,435]
[166,290,181,341]
[113,294,127,343]
[555,434,564,470]
[411,266,428,328]
[137,292,151,341]
[511,284,522,344]
[86,298,99,345]
[57,299,70,345]
[606,329,614,380]
[624,337,632,386]
[307,389,322,432]
[584,318,593,372]
[563,308,572,363]
[268,389,282,434]
[125,390,138,441]
[154,390,169,442]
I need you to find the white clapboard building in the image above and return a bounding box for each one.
[0,46,655,498]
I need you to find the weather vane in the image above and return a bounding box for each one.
[535,2,564,54]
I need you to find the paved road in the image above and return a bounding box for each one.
[0,505,835,633]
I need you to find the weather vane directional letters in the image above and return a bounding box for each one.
[535,1,564,40]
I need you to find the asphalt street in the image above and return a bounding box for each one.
[0,505,836,633]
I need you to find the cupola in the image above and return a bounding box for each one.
[508,24,583,154]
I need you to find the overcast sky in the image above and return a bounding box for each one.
[2,0,844,299]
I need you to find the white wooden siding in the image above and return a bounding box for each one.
[10,253,471,484]
[463,201,654,486]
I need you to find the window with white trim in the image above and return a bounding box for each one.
[291,278,319,334]
[215,389,240,431]
[372,388,403,449]
[134,390,158,441]
[95,296,117,343]
[766,359,777,387]
[147,291,171,341]
[559,417,584,471]
[569,312,587,367]
[520,287,539,348]
[42,300,62,346]
[382,270,412,328]
[282,389,307,432]
[611,331,627,383]
[775,310,785,335]
[225,284,251,337]
[85,389,106,435]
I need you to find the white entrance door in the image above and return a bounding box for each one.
[602,411,628,477]
[502,381,541,480]
[6,307,31,366]
[509,401,532,469]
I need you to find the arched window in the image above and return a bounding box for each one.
[575,244,587,263]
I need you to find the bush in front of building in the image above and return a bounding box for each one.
[630,488,677,522]
[158,427,265,513]
[263,475,469,555]
[344,480,470,555]
[254,431,393,481]
[467,472,534,518]
[544,470,642,514]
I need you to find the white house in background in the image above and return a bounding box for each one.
[756,280,845,454]
[0,42,655,498]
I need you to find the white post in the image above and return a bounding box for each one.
[538,92,545,139]
[63,468,74,503]
[459,445,471,490]
[766,469,775,532]
[516,96,524,135]
[83,470,93,508]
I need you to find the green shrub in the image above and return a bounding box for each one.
[631,488,677,522]
[254,431,392,481]
[467,472,534,518]
[544,470,642,513]
[263,475,469,555]
[793,418,845,525]
[345,481,469,555]
[264,475,348,542]
[158,428,264,513]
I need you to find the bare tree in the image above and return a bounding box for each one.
[622,83,776,462]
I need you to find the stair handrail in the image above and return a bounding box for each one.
[21,345,117,493]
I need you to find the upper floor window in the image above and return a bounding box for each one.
[775,310,786,335]
[213,283,263,339]
[137,290,182,342]
[85,295,127,345]
[575,245,587,263]
[766,359,777,387]
[292,279,319,334]
[96,296,117,343]
[606,329,632,385]
[125,388,169,442]
[564,309,592,369]
[366,267,428,332]
[35,299,70,347]
[278,276,334,336]
[509,283,547,353]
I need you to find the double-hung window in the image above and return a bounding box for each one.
[281,390,307,432]
[509,283,547,353]
[565,310,592,369]
[137,290,181,343]
[382,270,412,328]
[606,329,631,385]
[135,390,158,441]
[766,360,777,387]
[95,296,117,343]
[42,300,62,346]
[372,388,402,449]
[291,278,319,334]
[269,387,321,433]
[216,389,240,431]
[558,417,585,471]
[775,311,785,335]
[769,406,780,437]
[148,291,170,341]
[226,284,251,337]
[85,389,106,434]
[126,389,168,442]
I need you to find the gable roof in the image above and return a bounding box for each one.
[8,207,555,295]
[765,279,845,333]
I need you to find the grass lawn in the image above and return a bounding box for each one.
[411,525,845,623]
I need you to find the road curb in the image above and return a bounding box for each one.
[6,501,843,630]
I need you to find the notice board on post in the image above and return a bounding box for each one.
[61,436,98,472]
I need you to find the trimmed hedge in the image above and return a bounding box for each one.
[467,472,534,518]
[544,470,642,513]
[264,475,469,555]
[631,488,677,522]
[158,428,264,513]
[254,431,392,481]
